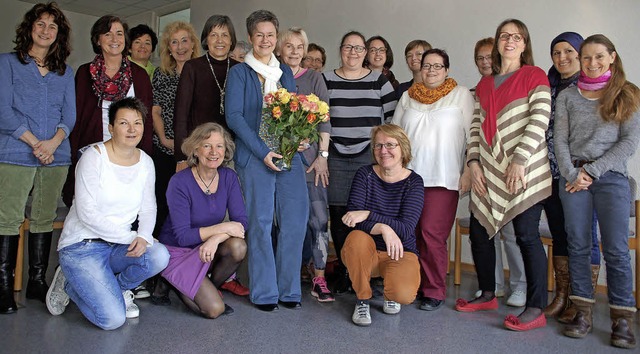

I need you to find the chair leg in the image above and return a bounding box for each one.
[454,220,463,286]
[14,221,26,292]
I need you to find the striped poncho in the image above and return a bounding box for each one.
[467,65,552,237]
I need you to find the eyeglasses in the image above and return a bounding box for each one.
[341,45,366,53]
[421,63,445,71]
[368,47,387,54]
[498,32,524,42]
[304,57,323,64]
[373,142,399,150]
[406,51,424,60]
[475,55,491,62]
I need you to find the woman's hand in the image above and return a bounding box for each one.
[199,236,221,263]
[504,162,526,194]
[342,210,370,228]
[565,169,593,193]
[468,161,487,197]
[297,139,310,152]
[307,156,329,188]
[459,165,471,194]
[176,161,189,172]
[263,151,282,172]
[126,237,149,257]
[161,137,175,152]
[32,138,61,165]
[380,225,404,261]
[223,221,245,238]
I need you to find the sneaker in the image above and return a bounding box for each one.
[220,279,250,296]
[311,277,335,302]
[352,300,371,326]
[383,298,401,315]
[123,290,139,318]
[420,297,444,311]
[132,284,150,299]
[474,288,506,298]
[46,267,69,316]
[506,290,526,307]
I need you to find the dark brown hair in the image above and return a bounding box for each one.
[13,2,71,75]
[474,37,494,62]
[201,15,237,52]
[422,48,450,69]
[91,15,128,55]
[364,35,394,69]
[307,43,326,66]
[491,19,534,75]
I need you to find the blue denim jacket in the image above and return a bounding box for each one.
[0,52,76,166]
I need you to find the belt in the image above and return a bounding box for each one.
[572,159,593,168]
[82,238,108,243]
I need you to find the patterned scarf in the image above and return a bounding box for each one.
[577,69,611,91]
[408,78,457,104]
[89,54,133,102]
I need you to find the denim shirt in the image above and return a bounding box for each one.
[0,52,76,167]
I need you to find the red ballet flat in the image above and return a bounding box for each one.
[504,313,547,331]
[455,297,498,312]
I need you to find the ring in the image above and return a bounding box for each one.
[38,154,43,157]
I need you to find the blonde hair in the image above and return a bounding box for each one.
[182,123,235,167]
[159,21,200,74]
[277,27,309,56]
[370,124,412,168]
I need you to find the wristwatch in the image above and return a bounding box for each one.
[318,150,329,158]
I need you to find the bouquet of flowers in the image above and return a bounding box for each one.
[263,88,330,170]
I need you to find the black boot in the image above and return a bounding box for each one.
[0,235,19,314]
[26,232,52,302]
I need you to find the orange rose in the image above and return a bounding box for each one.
[307,113,317,123]
[272,106,282,119]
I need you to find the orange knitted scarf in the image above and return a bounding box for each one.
[408,78,457,104]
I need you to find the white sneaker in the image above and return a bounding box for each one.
[123,290,140,318]
[506,290,526,307]
[383,299,401,315]
[474,288,506,298]
[46,267,69,316]
[352,301,371,326]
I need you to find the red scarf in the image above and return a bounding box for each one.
[89,54,132,102]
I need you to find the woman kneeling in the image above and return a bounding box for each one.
[342,124,424,326]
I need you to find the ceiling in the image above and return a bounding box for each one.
[20,0,184,18]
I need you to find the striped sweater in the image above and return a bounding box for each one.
[323,70,397,155]
[347,165,424,254]
[467,65,552,237]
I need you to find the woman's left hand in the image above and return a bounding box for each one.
[199,236,220,263]
[33,138,61,164]
[565,169,593,193]
[459,166,471,194]
[126,237,148,257]
[297,139,310,152]
[342,210,370,228]
[504,162,526,194]
[307,156,329,188]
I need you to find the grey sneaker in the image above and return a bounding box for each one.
[123,290,139,318]
[46,267,69,316]
[352,300,371,326]
[383,298,401,315]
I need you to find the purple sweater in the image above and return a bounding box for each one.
[158,166,248,248]
[347,164,424,254]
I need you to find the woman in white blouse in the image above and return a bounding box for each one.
[46,97,169,330]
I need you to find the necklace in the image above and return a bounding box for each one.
[195,167,218,195]
[205,53,230,115]
[29,53,46,68]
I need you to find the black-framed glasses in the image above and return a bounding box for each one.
[498,32,524,42]
[368,47,387,54]
[373,142,399,150]
[475,55,491,62]
[421,63,445,71]
[341,45,366,53]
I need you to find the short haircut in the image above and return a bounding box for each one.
[91,15,128,55]
[235,40,251,55]
[108,97,147,125]
[474,37,494,62]
[307,43,326,65]
[422,48,450,69]
[370,124,412,168]
[182,123,235,167]
[277,27,309,56]
[404,40,432,56]
[364,35,394,69]
[246,10,279,37]
[201,15,237,52]
[129,24,158,52]
[13,1,72,75]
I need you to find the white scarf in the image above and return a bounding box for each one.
[244,49,283,94]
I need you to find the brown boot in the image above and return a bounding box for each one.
[544,256,569,317]
[558,264,600,323]
[610,306,637,349]
[563,296,595,338]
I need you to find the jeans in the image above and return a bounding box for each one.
[470,203,548,309]
[59,239,169,330]
[559,172,635,307]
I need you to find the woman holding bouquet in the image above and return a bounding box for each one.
[226,10,309,312]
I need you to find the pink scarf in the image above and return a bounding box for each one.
[577,70,611,91]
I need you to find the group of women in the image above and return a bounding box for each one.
[0,3,637,349]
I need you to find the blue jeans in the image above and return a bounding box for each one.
[559,172,635,307]
[59,239,169,330]
[237,153,309,304]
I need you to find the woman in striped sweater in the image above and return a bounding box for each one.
[322,31,397,293]
[455,19,552,332]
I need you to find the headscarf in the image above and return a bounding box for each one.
[547,32,584,88]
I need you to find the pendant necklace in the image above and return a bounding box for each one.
[195,167,217,195]
[205,53,230,115]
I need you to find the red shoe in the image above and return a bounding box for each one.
[504,313,547,331]
[220,279,250,296]
[455,297,498,312]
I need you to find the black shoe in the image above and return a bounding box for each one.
[255,303,279,312]
[25,232,52,302]
[420,297,444,311]
[150,277,171,306]
[280,301,301,309]
[222,304,234,316]
[333,273,352,295]
[0,235,19,314]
